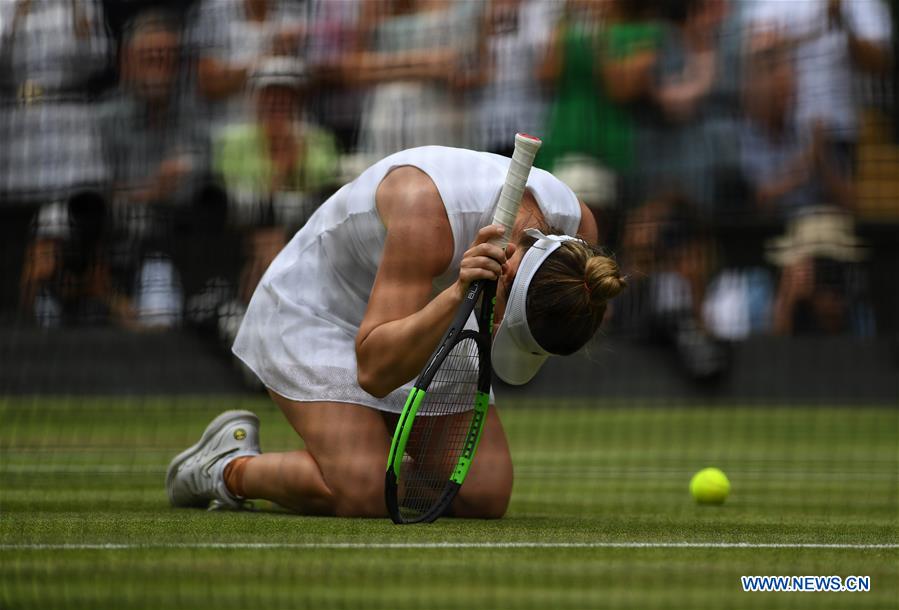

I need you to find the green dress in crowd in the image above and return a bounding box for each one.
[539,19,662,175]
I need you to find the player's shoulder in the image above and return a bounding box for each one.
[378,165,440,201]
[376,165,444,229]
[375,164,454,276]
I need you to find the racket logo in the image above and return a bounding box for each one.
[233,429,247,441]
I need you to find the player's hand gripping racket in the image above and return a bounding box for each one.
[385,133,542,524]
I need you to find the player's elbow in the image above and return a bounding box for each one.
[356,358,395,398]
[357,369,391,399]
[356,332,405,397]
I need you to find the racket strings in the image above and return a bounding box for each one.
[400,337,482,517]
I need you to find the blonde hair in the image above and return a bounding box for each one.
[521,232,626,355]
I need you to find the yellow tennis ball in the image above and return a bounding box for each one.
[690,467,730,505]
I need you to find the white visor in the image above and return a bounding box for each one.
[492,229,583,385]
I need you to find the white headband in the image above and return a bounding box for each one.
[491,229,584,385]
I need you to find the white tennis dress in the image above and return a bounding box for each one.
[232,146,581,413]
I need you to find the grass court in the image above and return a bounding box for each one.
[2,397,896,609]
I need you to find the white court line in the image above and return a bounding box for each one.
[1,542,896,551]
[2,465,895,481]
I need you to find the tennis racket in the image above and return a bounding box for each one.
[385,133,542,524]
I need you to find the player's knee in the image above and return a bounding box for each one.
[332,468,386,518]
[458,460,513,519]
[482,470,514,519]
[463,481,512,519]
[333,488,386,518]
[477,489,512,519]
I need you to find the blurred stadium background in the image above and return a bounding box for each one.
[1,0,897,608]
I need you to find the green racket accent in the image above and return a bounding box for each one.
[387,389,426,478]
[450,391,490,484]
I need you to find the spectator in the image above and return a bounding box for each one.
[553,155,619,244]
[103,0,201,43]
[746,0,892,162]
[651,0,724,122]
[100,9,205,329]
[190,0,306,139]
[615,193,728,381]
[304,0,365,155]
[19,190,126,327]
[538,0,663,204]
[701,266,775,341]
[471,0,555,156]
[740,36,854,218]
[635,0,740,211]
[0,0,111,199]
[346,0,482,158]
[213,56,339,305]
[769,207,874,336]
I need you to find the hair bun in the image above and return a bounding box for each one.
[525,236,626,356]
[585,255,626,302]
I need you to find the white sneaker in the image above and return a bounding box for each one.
[166,410,260,510]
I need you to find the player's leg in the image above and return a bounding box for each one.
[399,405,513,519]
[168,394,392,517]
[243,391,392,517]
[450,405,513,518]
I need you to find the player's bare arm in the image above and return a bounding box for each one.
[355,167,508,397]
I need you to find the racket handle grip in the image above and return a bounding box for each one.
[490,133,542,249]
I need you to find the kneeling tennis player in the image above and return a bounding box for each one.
[166,146,625,518]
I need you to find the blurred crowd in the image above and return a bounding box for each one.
[2,0,895,381]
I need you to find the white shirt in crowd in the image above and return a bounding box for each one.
[746,0,892,140]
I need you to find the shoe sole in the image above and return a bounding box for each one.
[166,409,260,508]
